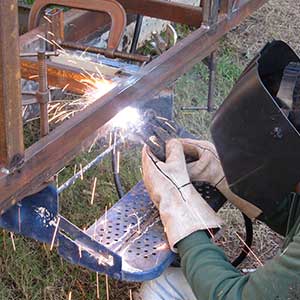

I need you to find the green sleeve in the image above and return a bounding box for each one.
[177,229,300,300]
[258,193,300,236]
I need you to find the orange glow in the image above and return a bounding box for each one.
[81,78,117,101]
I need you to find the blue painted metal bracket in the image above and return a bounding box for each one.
[57,216,123,279]
[0,186,58,244]
[0,183,174,282]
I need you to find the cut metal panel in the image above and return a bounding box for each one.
[86,181,174,281]
[0,0,268,213]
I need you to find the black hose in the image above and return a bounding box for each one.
[231,213,254,267]
[193,182,254,267]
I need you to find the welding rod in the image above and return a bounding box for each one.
[57,138,124,194]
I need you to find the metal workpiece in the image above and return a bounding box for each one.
[201,0,220,29]
[0,0,268,213]
[28,0,127,51]
[117,0,203,27]
[21,58,89,94]
[207,50,217,112]
[60,41,151,63]
[181,48,218,112]
[0,0,24,171]
[220,0,234,16]
[45,7,65,51]
[37,40,50,137]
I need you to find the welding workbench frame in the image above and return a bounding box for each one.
[0,0,268,214]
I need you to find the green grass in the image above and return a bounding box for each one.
[175,44,242,139]
[20,0,35,5]
[0,41,242,299]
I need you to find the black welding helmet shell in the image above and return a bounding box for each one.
[210,41,300,216]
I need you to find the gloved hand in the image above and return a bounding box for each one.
[142,139,223,251]
[181,139,262,219]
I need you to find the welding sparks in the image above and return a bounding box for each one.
[68,291,72,300]
[117,151,121,174]
[91,177,98,205]
[29,75,39,79]
[18,205,21,232]
[96,272,100,299]
[111,107,141,130]
[50,216,61,251]
[82,78,116,101]
[37,34,54,46]
[80,164,83,180]
[105,275,110,300]
[235,232,264,266]
[10,232,16,252]
[43,15,52,23]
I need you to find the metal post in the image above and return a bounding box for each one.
[0,0,24,171]
[220,0,234,16]
[207,50,217,112]
[36,39,50,137]
[45,8,65,51]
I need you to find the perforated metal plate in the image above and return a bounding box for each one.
[86,181,175,281]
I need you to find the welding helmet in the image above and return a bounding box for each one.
[210,41,300,217]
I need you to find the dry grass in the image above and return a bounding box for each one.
[226,0,300,61]
[1,1,299,299]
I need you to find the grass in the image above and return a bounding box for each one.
[174,44,242,139]
[0,41,243,299]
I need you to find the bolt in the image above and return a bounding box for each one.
[270,127,283,139]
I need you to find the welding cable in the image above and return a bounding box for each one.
[130,15,144,54]
[194,182,254,267]
[111,130,125,198]
[231,213,253,267]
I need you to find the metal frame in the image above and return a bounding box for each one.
[0,1,24,171]
[0,0,268,213]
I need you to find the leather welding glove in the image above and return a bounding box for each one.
[181,139,262,219]
[142,139,223,251]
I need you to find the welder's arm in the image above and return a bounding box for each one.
[177,228,300,300]
[142,139,223,251]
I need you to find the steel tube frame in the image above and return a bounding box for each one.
[117,0,203,27]
[0,0,268,213]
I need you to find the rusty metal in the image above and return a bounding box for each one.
[61,41,151,63]
[36,39,50,137]
[118,0,203,27]
[45,8,65,51]
[28,0,127,50]
[0,0,24,171]
[207,50,217,112]
[201,0,220,27]
[220,0,234,15]
[0,0,268,213]
[21,58,88,94]
[20,51,58,57]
